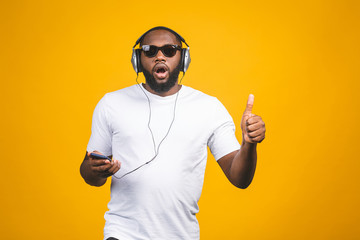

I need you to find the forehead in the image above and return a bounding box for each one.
[141,30,180,46]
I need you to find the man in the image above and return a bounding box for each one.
[80,26,265,240]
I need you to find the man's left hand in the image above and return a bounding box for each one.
[240,94,266,144]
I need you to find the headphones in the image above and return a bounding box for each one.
[131,26,191,74]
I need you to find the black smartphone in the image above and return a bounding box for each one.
[90,152,112,161]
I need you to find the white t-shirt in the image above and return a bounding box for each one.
[87,84,240,240]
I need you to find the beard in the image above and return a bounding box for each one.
[143,63,181,94]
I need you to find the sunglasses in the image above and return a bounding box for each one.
[141,44,182,58]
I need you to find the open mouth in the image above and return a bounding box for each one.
[153,64,169,80]
[156,67,166,74]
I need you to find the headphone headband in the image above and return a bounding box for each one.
[132,26,189,48]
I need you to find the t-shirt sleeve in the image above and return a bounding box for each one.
[86,94,113,156]
[207,98,241,161]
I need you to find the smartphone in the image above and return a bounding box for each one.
[90,152,112,161]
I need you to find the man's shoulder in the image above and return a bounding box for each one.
[101,84,140,101]
[182,86,231,116]
[95,85,140,109]
[182,85,219,103]
[106,84,138,97]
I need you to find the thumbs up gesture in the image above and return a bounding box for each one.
[241,94,266,144]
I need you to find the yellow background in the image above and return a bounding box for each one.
[1,0,359,239]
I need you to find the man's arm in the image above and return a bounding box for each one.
[217,143,257,189]
[80,151,121,187]
[217,94,265,189]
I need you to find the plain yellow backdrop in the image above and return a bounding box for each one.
[1,0,359,239]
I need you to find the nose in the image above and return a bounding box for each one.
[155,49,166,62]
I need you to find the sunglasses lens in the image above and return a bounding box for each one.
[144,45,158,57]
[162,45,177,57]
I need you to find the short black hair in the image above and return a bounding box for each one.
[139,26,183,47]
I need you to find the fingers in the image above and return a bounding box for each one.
[91,159,121,177]
[244,115,265,143]
[246,119,265,132]
[247,128,263,138]
[89,157,110,167]
[91,161,112,173]
[90,158,109,166]
[107,160,121,175]
[246,115,262,125]
[87,151,121,178]
[249,135,265,143]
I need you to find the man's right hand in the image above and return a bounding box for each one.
[80,151,121,186]
[87,151,121,178]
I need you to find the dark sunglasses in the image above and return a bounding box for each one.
[141,44,182,58]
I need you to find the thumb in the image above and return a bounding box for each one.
[244,94,254,114]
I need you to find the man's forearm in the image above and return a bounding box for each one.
[229,141,257,189]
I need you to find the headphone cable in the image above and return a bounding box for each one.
[113,73,185,180]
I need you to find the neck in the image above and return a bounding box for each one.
[142,82,182,97]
